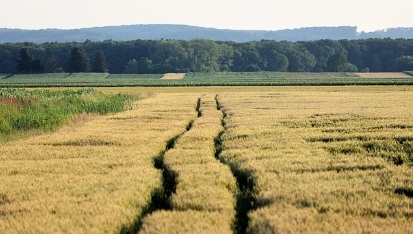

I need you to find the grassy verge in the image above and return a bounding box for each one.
[0,88,133,142]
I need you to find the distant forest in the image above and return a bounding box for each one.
[1,38,413,74]
[2,25,413,43]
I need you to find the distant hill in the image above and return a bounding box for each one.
[1,24,413,43]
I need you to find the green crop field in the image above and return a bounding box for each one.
[1,72,413,87]
[1,86,412,233]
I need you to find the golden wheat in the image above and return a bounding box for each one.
[2,86,413,233]
[0,93,199,233]
[140,94,237,233]
[218,88,413,233]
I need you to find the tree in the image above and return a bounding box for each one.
[137,57,152,73]
[302,40,347,72]
[124,59,139,73]
[286,48,316,72]
[263,51,289,72]
[340,40,366,71]
[150,40,190,72]
[189,39,221,72]
[337,62,358,72]
[16,48,44,73]
[69,47,89,72]
[217,43,234,71]
[16,48,32,73]
[123,57,152,74]
[45,55,63,73]
[390,56,413,71]
[92,49,109,73]
[244,50,262,71]
[246,64,261,72]
[326,53,347,72]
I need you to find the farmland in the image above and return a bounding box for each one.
[216,88,413,233]
[1,86,413,233]
[0,91,200,233]
[0,72,413,87]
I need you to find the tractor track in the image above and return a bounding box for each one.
[121,98,202,234]
[214,94,257,234]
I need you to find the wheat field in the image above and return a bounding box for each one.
[1,86,413,233]
[0,92,199,233]
[217,87,413,233]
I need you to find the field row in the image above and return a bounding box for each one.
[0,72,413,87]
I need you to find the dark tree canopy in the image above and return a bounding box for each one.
[92,49,108,73]
[327,53,347,72]
[1,38,413,74]
[69,47,89,72]
[124,59,139,73]
[44,55,63,73]
[16,48,44,73]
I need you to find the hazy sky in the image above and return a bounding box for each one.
[1,0,413,32]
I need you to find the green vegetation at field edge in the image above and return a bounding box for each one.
[0,88,133,142]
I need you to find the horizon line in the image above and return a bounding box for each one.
[1,24,412,33]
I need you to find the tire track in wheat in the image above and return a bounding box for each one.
[215,94,257,234]
[124,98,201,233]
[139,95,237,234]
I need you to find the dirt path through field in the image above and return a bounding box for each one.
[160,73,187,80]
[354,72,413,78]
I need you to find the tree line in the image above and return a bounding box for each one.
[1,38,413,74]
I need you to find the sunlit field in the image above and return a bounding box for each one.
[216,87,413,233]
[0,92,200,233]
[1,86,412,233]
